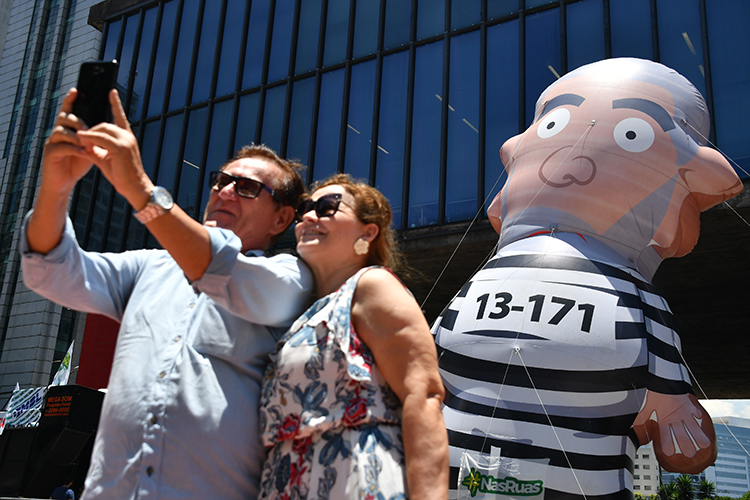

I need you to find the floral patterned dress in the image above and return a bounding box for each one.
[258,267,407,500]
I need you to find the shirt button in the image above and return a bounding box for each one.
[159,371,166,379]
[189,303,195,308]
[146,466,154,476]
[150,415,158,424]
[173,335,181,342]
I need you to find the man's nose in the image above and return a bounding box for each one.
[217,181,238,199]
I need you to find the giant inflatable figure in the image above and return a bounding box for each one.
[433,58,743,499]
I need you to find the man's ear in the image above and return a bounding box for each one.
[680,146,742,212]
[270,205,296,236]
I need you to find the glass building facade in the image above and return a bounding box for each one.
[76,0,750,256]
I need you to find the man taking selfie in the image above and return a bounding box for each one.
[21,88,312,500]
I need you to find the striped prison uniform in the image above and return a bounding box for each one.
[432,233,692,500]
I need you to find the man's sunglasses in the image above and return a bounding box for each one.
[209,171,283,203]
[295,193,347,222]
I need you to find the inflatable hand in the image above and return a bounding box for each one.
[633,392,717,473]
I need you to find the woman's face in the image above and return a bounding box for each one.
[295,184,367,267]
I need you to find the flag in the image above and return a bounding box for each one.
[6,387,47,427]
[51,341,74,386]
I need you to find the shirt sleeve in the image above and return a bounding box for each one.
[19,210,143,322]
[192,226,314,328]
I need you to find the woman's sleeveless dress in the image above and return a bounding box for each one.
[258,266,407,500]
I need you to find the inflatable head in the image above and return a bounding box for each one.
[489,58,742,278]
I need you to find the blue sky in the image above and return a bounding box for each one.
[700,399,750,420]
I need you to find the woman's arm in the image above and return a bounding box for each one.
[351,268,448,500]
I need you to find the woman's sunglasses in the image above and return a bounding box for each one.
[295,193,346,222]
[209,171,282,203]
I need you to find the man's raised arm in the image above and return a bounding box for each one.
[27,89,96,255]
[75,90,213,281]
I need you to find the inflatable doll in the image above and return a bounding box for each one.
[433,58,742,499]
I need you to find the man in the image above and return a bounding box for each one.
[21,88,313,499]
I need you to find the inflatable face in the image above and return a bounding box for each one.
[489,58,741,278]
[437,59,740,500]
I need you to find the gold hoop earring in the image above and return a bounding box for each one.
[354,238,369,255]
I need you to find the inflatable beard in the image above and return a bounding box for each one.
[433,58,741,500]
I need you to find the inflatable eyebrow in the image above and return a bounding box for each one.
[433,58,742,500]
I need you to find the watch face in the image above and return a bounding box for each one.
[153,187,173,209]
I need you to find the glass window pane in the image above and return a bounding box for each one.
[156,113,185,190]
[488,0,519,20]
[199,100,234,216]
[451,0,480,31]
[287,77,316,165]
[409,40,443,227]
[192,0,223,104]
[147,1,178,117]
[313,69,346,181]
[243,0,271,89]
[525,0,556,8]
[179,106,208,218]
[295,0,323,75]
[656,0,705,97]
[446,31,479,222]
[215,0,247,98]
[234,92,260,151]
[566,0,604,72]
[261,84,287,153]
[525,8,560,127]
[117,14,139,93]
[417,0,444,40]
[102,19,121,62]
[267,0,295,83]
[375,50,409,229]
[384,0,411,50]
[343,60,376,181]
[89,178,113,251]
[486,20,519,202]
[323,0,350,67]
[169,0,200,110]
[106,196,127,251]
[126,120,161,249]
[707,1,750,178]
[129,7,157,120]
[353,0,379,59]
[610,0,652,59]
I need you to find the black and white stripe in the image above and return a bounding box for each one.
[433,237,692,499]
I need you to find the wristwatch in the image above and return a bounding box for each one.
[133,186,174,224]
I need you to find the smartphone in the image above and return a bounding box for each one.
[71,60,119,127]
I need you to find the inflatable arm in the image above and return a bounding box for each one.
[633,391,717,473]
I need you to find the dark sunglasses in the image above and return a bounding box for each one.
[295,193,346,222]
[209,171,282,203]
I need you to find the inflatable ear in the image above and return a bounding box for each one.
[681,146,743,211]
[486,134,522,236]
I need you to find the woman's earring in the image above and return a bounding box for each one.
[354,238,369,255]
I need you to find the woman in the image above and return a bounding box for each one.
[258,174,448,500]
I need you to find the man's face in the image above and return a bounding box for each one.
[499,76,687,238]
[203,157,287,252]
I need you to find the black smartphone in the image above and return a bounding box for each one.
[71,60,119,127]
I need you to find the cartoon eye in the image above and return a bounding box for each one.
[613,117,655,153]
[536,108,571,139]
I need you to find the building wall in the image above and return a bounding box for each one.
[0,0,13,67]
[0,0,102,402]
[705,417,750,498]
[634,443,661,495]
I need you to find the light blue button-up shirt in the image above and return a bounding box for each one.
[20,213,313,500]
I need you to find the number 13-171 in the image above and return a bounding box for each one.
[476,292,595,333]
